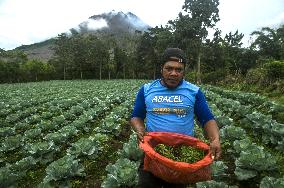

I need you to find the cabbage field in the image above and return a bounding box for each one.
[0,80,284,188]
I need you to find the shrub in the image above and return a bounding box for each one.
[185,70,196,83]
[245,68,266,84]
[201,70,227,84]
[264,61,284,81]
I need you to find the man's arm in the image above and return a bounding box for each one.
[204,119,221,160]
[130,86,147,142]
[194,89,221,160]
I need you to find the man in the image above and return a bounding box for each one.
[131,48,221,187]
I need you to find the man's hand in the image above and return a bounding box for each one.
[130,117,146,143]
[203,120,221,160]
[210,139,221,160]
[136,130,146,143]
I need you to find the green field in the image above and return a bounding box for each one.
[0,80,284,188]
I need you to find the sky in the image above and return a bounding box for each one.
[0,0,283,50]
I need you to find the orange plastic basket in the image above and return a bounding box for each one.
[139,132,213,184]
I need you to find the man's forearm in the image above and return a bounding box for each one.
[130,117,145,132]
[204,119,220,142]
[130,117,146,142]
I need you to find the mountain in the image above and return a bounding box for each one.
[80,11,150,34]
[15,11,151,61]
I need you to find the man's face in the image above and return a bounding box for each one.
[161,60,185,89]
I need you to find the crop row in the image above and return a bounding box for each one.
[203,85,284,123]
[0,80,145,187]
[204,89,284,153]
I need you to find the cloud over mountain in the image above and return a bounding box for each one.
[75,10,150,34]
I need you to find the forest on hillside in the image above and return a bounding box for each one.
[0,0,283,96]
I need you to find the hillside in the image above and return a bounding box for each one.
[15,39,56,61]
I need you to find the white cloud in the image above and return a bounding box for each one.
[217,0,284,47]
[0,0,283,50]
[86,19,108,30]
[259,12,284,28]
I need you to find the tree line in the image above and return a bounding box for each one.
[0,0,283,87]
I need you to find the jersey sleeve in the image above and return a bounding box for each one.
[194,89,215,127]
[131,86,146,120]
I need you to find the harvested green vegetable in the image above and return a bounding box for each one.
[154,144,206,163]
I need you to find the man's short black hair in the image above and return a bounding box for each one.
[161,48,187,66]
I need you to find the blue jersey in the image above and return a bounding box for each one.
[131,79,214,136]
